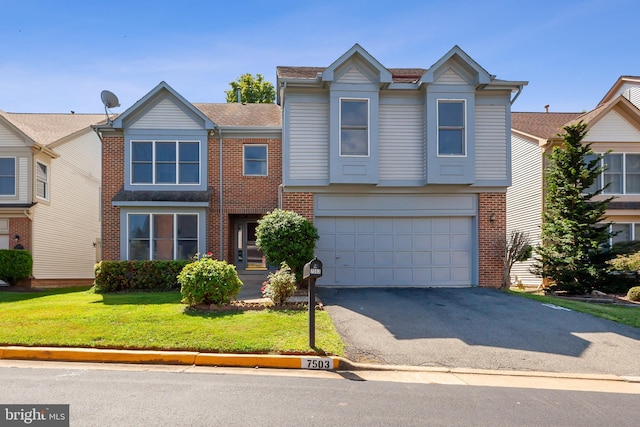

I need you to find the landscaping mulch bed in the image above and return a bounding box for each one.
[551,292,640,306]
[190,300,324,312]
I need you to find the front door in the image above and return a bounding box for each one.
[236,220,266,270]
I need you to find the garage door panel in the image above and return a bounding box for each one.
[316,216,473,287]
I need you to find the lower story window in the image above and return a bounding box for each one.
[128,213,198,260]
[609,223,640,246]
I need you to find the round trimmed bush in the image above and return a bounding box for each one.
[178,256,242,306]
[628,286,640,302]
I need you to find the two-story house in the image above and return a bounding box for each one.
[95,82,282,271]
[277,44,526,287]
[508,76,640,285]
[0,110,103,286]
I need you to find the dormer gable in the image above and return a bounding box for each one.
[321,43,392,86]
[112,81,215,131]
[598,76,640,107]
[421,45,492,86]
[577,95,640,142]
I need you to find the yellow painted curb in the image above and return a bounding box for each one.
[1,346,197,365]
[194,353,341,370]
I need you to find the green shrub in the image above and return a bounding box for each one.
[178,256,242,306]
[628,286,640,302]
[256,209,319,281]
[262,262,297,306]
[0,249,32,285]
[94,260,189,293]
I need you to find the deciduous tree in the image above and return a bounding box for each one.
[225,73,275,104]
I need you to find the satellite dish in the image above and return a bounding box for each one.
[100,90,120,124]
[101,90,120,109]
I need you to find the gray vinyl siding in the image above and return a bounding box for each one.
[379,103,425,182]
[287,102,330,182]
[475,104,508,183]
[434,68,467,85]
[336,66,370,84]
[506,133,542,285]
[129,98,201,130]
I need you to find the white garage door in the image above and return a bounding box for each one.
[315,216,473,287]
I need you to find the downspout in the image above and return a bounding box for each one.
[219,128,224,260]
[510,85,524,105]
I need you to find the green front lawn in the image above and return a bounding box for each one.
[510,291,640,328]
[0,288,343,356]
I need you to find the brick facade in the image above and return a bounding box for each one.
[207,136,281,262]
[101,134,125,261]
[281,192,314,221]
[101,134,281,263]
[478,192,506,288]
[9,217,31,251]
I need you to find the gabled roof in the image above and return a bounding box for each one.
[512,95,640,141]
[511,112,583,140]
[111,81,215,129]
[276,66,428,84]
[420,45,492,85]
[0,110,103,154]
[193,103,281,127]
[598,76,640,106]
[321,43,393,83]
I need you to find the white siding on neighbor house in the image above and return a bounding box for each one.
[434,68,467,85]
[379,103,425,181]
[624,87,640,109]
[18,157,29,202]
[31,130,101,280]
[587,110,640,142]
[0,123,23,146]
[335,66,371,84]
[475,104,508,181]
[507,133,543,285]
[129,98,201,130]
[288,102,329,180]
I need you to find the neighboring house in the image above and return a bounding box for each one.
[94,82,282,271]
[0,110,103,286]
[508,76,640,285]
[277,44,526,287]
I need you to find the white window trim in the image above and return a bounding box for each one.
[35,160,49,201]
[608,222,640,246]
[130,140,201,186]
[126,212,199,261]
[339,97,370,157]
[0,157,17,197]
[436,99,467,157]
[592,152,640,195]
[242,144,268,176]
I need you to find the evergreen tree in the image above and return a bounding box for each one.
[533,121,614,294]
[225,73,275,104]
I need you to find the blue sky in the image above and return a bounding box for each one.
[1,0,637,114]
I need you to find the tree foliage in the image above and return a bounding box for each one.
[225,73,275,104]
[532,121,614,294]
[255,209,319,281]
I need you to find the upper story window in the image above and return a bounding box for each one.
[586,153,640,194]
[437,100,466,156]
[0,157,16,196]
[128,213,198,260]
[36,161,48,200]
[340,98,369,156]
[131,140,200,185]
[243,145,268,176]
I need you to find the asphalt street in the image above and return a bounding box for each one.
[318,287,640,376]
[2,362,639,426]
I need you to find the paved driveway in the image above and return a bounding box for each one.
[318,287,640,376]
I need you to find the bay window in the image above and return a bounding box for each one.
[128,213,198,260]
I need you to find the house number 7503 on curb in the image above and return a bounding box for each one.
[301,357,334,370]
